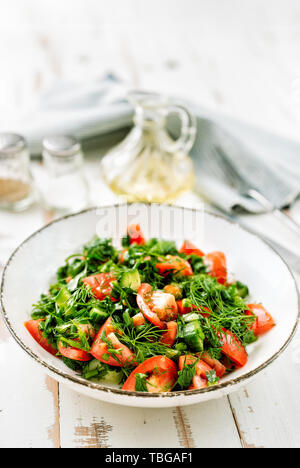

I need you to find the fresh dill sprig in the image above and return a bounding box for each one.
[115,323,174,364]
[183,275,256,346]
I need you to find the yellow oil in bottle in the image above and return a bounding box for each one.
[100,92,196,203]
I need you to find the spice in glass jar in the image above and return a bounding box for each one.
[0,133,34,211]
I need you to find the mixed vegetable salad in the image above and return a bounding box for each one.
[25,224,275,393]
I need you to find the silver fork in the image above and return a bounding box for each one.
[211,145,300,236]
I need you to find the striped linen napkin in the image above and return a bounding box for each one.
[6,74,300,214]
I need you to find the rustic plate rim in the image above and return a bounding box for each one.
[1,203,299,399]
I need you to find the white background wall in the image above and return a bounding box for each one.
[1,0,300,141]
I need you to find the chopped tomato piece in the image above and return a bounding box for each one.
[66,276,73,284]
[122,356,178,393]
[222,356,236,372]
[176,300,211,318]
[83,273,116,301]
[58,341,92,362]
[179,240,204,257]
[137,284,165,329]
[179,355,212,378]
[107,332,136,365]
[127,224,146,246]
[201,351,226,377]
[189,375,208,390]
[24,320,57,356]
[78,323,96,340]
[204,252,227,285]
[217,329,248,368]
[160,321,177,347]
[90,318,135,367]
[156,255,193,277]
[151,291,178,322]
[132,313,146,327]
[163,284,182,300]
[247,304,275,336]
[177,300,191,315]
[57,323,95,362]
[137,284,178,328]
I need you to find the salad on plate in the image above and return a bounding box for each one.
[25,224,275,393]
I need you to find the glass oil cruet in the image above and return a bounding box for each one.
[100,91,197,203]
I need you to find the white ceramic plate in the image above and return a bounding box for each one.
[1,204,299,407]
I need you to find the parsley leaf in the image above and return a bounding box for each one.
[205,370,219,386]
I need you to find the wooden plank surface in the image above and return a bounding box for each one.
[1,0,300,448]
[0,210,61,448]
[229,315,300,448]
[59,388,241,448]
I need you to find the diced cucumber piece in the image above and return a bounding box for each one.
[56,287,72,307]
[55,288,75,315]
[183,312,200,323]
[175,342,187,353]
[183,320,205,352]
[235,281,249,299]
[182,298,194,308]
[90,307,109,323]
[82,359,122,384]
[101,369,122,385]
[165,348,180,359]
[120,270,141,291]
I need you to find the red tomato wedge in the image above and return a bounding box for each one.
[217,329,248,368]
[151,291,178,322]
[58,341,92,362]
[201,351,226,378]
[177,300,192,315]
[189,375,208,390]
[137,284,178,328]
[57,323,95,362]
[160,321,177,347]
[78,323,96,340]
[127,224,146,246]
[122,356,178,393]
[83,273,116,301]
[25,320,57,356]
[137,284,165,329]
[179,241,204,257]
[246,304,275,336]
[156,255,193,277]
[179,355,212,378]
[204,252,227,285]
[90,318,135,367]
[176,300,211,318]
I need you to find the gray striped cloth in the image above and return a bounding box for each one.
[7,74,300,214]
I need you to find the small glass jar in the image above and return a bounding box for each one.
[0,133,34,211]
[40,135,90,214]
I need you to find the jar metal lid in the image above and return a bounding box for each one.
[0,133,27,155]
[43,135,81,157]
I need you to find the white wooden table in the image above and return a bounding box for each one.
[1,0,300,448]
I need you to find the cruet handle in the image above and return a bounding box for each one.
[163,103,197,154]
